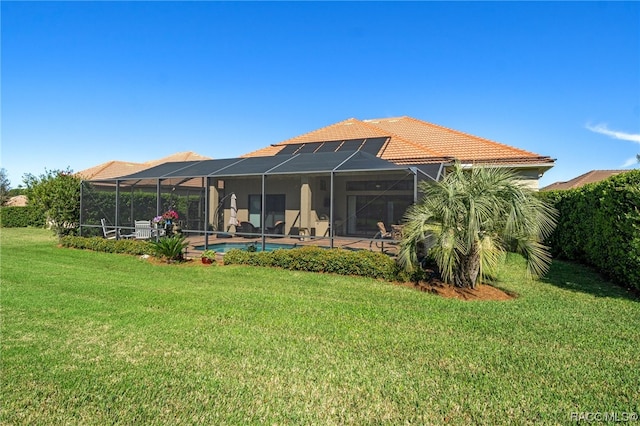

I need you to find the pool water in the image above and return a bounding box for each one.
[195,242,301,253]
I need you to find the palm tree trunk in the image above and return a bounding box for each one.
[454,242,481,289]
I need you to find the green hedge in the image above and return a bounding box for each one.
[59,236,414,282]
[223,246,417,282]
[0,206,45,228]
[59,236,154,256]
[540,170,640,290]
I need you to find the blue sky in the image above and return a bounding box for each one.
[2,1,639,188]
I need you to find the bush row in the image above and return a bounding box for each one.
[59,235,154,256]
[539,170,640,290]
[223,246,419,282]
[59,236,419,282]
[0,206,45,228]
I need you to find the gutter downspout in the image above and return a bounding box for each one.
[411,167,418,204]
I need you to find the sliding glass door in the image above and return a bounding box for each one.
[248,194,285,229]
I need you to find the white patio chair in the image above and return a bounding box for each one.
[134,220,153,240]
[101,218,118,240]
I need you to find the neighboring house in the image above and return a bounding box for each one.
[5,195,28,207]
[78,151,211,180]
[541,170,628,191]
[80,117,554,245]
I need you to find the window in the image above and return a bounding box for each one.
[248,194,285,228]
[346,195,412,236]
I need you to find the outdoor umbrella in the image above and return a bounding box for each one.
[228,193,238,231]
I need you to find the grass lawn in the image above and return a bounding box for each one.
[1,228,638,425]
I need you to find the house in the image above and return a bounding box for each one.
[540,170,627,191]
[77,151,211,180]
[80,116,554,249]
[5,195,27,207]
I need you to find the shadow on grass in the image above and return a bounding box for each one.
[541,259,639,302]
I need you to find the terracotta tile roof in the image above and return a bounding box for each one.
[147,151,212,166]
[242,116,554,167]
[77,151,212,180]
[541,170,628,191]
[77,160,146,180]
[242,118,390,157]
[6,195,28,207]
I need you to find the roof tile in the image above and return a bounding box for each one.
[77,151,212,180]
[541,170,627,190]
[243,116,553,166]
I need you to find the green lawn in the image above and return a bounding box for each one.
[1,228,638,425]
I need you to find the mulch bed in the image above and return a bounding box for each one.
[398,270,517,301]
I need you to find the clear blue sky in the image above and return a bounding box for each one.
[2,1,639,188]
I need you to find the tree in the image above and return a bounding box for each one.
[23,168,82,237]
[398,163,558,289]
[0,168,10,206]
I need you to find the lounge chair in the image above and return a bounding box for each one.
[237,221,260,238]
[268,221,285,237]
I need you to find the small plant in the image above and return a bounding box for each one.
[201,249,217,260]
[162,209,179,221]
[152,210,180,226]
[200,249,217,264]
[149,234,188,263]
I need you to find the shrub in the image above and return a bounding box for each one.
[24,168,82,237]
[59,236,153,256]
[0,206,45,228]
[539,170,640,290]
[149,235,189,263]
[201,250,217,260]
[223,246,403,281]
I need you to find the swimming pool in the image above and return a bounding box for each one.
[195,242,302,253]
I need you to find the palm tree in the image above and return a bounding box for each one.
[398,163,557,289]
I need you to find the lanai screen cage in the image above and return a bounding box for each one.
[80,150,443,250]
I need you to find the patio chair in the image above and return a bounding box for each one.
[268,221,285,238]
[101,218,118,240]
[391,224,404,240]
[134,220,153,240]
[375,222,393,239]
[369,221,394,250]
[237,221,260,238]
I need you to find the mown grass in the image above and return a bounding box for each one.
[1,228,638,425]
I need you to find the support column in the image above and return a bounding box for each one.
[300,177,312,239]
[115,181,120,239]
